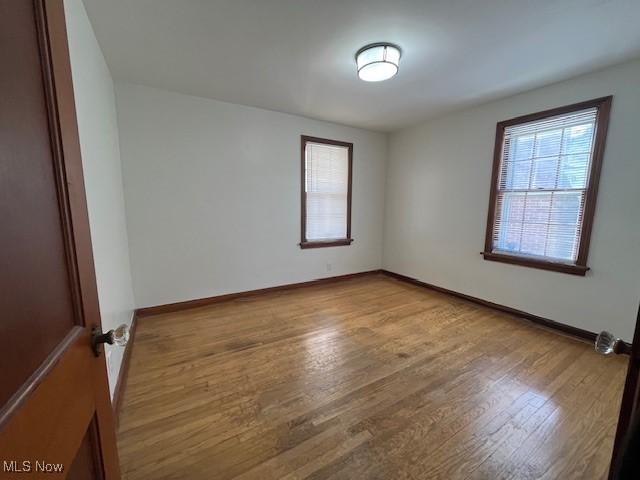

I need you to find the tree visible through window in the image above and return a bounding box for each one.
[483,97,612,275]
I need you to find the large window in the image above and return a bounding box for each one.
[300,136,353,249]
[483,96,612,275]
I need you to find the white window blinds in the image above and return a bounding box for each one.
[304,141,350,241]
[491,107,598,264]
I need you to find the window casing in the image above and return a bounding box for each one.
[483,97,612,275]
[300,136,353,249]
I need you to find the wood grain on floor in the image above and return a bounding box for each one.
[117,274,627,479]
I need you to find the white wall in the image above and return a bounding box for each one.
[115,83,387,308]
[64,2,639,345]
[384,59,640,341]
[65,0,136,396]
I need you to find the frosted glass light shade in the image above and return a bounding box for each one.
[356,44,401,82]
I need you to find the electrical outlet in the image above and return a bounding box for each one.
[326,262,332,272]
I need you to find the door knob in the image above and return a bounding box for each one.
[91,324,130,357]
[595,330,625,355]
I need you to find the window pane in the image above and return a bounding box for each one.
[501,160,532,190]
[531,157,558,189]
[490,104,601,265]
[549,192,582,225]
[557,153,590,189]
[306,145,348,194]
[523,193,552,224]
[562,123,594,155]
[546,224,579,260]
[520,223,548,256]
[306,193,347,240]
[499,222,524,253]
[494,192,525,252]
[500,192,526,223]
[534,129,562,158]
[512,135,534,161]
[304,141,350,242]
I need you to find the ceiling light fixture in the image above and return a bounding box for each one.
[355,43,401,82]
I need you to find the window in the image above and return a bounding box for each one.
[300,136,353,249]
[483,96,612,275]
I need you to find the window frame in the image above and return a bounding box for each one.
[482,96,612,276]
[300,135,354,249]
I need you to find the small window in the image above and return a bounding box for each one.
[483,96,612,275]
[300,136,353,249]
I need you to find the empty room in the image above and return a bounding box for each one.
[2,0,640,479]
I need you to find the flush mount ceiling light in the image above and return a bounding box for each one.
[355,43,401,82]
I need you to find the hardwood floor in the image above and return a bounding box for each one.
[117,274,627,479]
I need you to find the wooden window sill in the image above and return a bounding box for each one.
[482,251,589,276]
[300,239,353,249]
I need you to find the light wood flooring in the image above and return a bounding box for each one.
[117,274,627,479]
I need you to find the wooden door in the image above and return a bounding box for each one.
[606,305,640,479]
[0,0,120,478]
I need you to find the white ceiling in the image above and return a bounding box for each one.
[82,0,640,132]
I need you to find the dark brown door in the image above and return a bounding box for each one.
[0,0,120,478]
[600,305,640,479]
